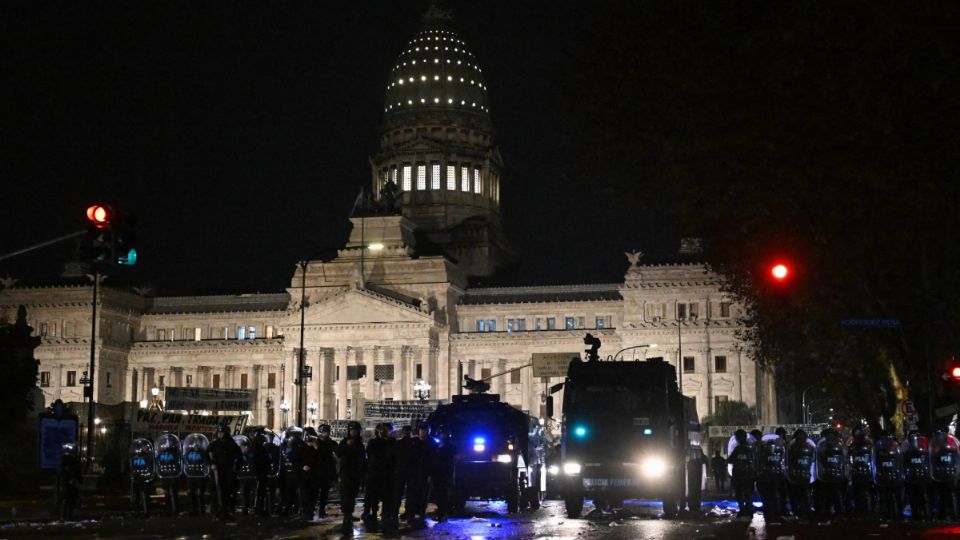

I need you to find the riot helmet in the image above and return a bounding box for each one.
[216,424,231,437]
[319,423,332,434]
[347,421,363,436]
[304,426,318,441]
[793,429,807,443]
[775,426,787,439]
[734,429,747,444]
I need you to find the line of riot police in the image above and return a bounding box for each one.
[724,425,960,522]
[126,420,457,534]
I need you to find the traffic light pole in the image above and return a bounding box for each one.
[297,260,308,427]
[85,269,99,471]
[0,229,85,263]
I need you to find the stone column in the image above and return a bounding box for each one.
[364,346,377,402]
[337,348,350,419]
[317,349,327,420]
[395,346,406,401]
[495,358,507,396]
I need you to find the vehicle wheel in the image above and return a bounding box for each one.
[564,494,584,518]
[661,494,680,518]
[506,481,521,513]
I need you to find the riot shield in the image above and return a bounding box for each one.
[929,432,960,484]
[130,438,156,484]
[902,433,930,485]
[848,438,876,485]
[726,439,757,479]
[234,434,254,480]
[281,427,304,474]
[815,436,846,483]
[785,438,816,485]
[726,432,757,477]
[182,433,211,478]
[757,434,786,481]
[155,433,183,479]
[874,437,902,487]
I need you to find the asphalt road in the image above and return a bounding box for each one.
[3,498,960,539]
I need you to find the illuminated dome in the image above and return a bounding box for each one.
[383,6,490,118]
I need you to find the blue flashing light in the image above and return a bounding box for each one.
[573,425,588,439]
[474,444,486,452]
[473,436,486,453]
[474,436,486,444]
[643,428,653,436]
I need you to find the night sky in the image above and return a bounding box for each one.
[2,1,679,295]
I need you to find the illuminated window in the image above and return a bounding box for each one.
[473,167,481,194]
[40,371,51,387]
[66,371,76,386]
[402,165,412,191]
[391,167,398,185]
[237,326,245,340]
[447,164,456,190]
[431,163,441,190]
[417,164,426,190]
[461,166,470,192]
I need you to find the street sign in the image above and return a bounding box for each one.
[532,352,580,379]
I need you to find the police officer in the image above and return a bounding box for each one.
[815,427,846,522]
[728,429,757,517]
[405,422,435,527]
[129,438,155,516]
[208,424,242,519]
[710,450,727,492]
[258,431,283,517]
[874,432,902,521]
[298,427,320,521]
[364,423,397,531]
[757,432,786,522]
[431,426,456,520]
[391,425,415,523]
[929,429,959,519]
[315,424,338,518]
[280,427,304,516]
[337,421,367,534]
[250,431,271,517]
[183,433,210,516]
[786,429,815,520]
[903,429,930,521]
[847,426,876,517]
[56,442,82,521]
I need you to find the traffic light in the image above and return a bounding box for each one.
[82,204,137,267]
[769,262,791,283]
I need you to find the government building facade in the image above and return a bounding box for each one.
[0,7,776,430]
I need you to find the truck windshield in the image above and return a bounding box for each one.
[567,384,663,412]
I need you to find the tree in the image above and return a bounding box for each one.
[701,400,757,429]
[570,0,960,433]
[0,306,41,431]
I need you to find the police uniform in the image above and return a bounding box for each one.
[297,427,320,521]
[728,430,757,517]
[208,425,242,518]
[364,424,397,530]
[404,424,435,526]
[57,443,83,521]
[315,425,338,517]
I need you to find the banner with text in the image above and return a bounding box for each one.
[363,399,443,427]
[164,387,256,411]
[532,352,580,379]
[707,423,830,439]
[131,408,248,435]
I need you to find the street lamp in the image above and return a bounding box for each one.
[413,379,432,401]
[149,385,163,410]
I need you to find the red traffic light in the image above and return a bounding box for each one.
[770,262,790,282]
[952,366,960,379]
[86,205,111,228]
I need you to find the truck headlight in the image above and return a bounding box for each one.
[548,465,560,475]
[495,454,512,463]
[563,461,582,475]
[641,456,667,478]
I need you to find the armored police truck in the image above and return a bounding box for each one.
[426,393,546,513]
[550,356,701,518]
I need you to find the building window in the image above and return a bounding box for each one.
[186,374,193,386]
[416,363,423,379]
[488,319,496,332]
[240,373,248,389]
[237,326,246,340]
[477,319,486,332]
[266,407,275,430]
[720,302,732,318]
[677,303,687,320]
[516,318,526,331]
[473,167,481,194]
[714,395,729,412]
[347,365,367,380]
[40,371,51,387]
[157,329,166,341]
[374,365,395,380]
[565,317,575,330]
[402,165,412,191]
[181,328,190,340]
[461,165,470,192]
[678,302,700,320]
[683,356,695,373]
[212,374,220,389]
[48,322,57,337]
[417,164,426,190]
[546,318,556,330]
[66,371,76,386]
[535,318,542,330]
[267,373,276,388]
[336,366,340,381]
[447,164,457,191]
[39,322,47,336]
[431,163,441,190]
[106,371,112,387]
[507,319,515,333]
[248,326,256,339]
[577,316,585,328]
[266,325,274,338]
[158,375,165,388]
[194,327,202,341]
[510,369,521,384]
[595,317,605,329]
[391,166,398,186]
[481,368,492,380]
[715,355,727,373]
